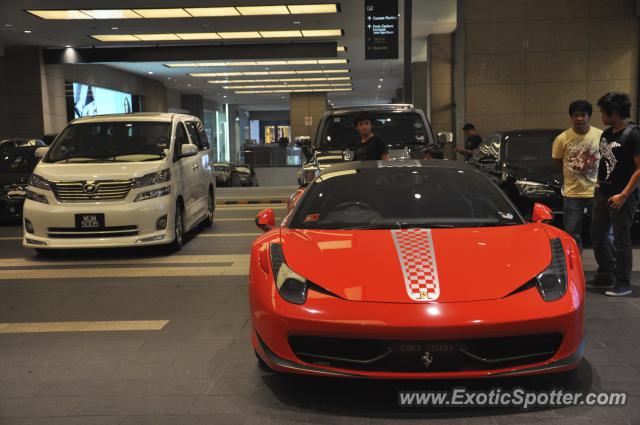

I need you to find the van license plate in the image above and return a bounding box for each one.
[75,213,105,230]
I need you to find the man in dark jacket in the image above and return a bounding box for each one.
[353,113,389,161]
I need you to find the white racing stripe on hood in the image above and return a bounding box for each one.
[391,228,440,301]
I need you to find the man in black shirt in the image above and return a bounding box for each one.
[455,123,483,160]
[353,113,389,161]
[589,92,640,297]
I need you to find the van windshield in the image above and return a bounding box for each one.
[316,112,430,149]
[46,122,171,163]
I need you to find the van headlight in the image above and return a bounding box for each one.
[515,180,555,198]
[134,185,171,202]
[28,174,51,191]
[133,169,171,188]
[536,239,567,302]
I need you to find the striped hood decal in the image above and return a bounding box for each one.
[391,228,440,302]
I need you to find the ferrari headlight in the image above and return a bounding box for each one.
[133,169,171,188]
[536,238,567,302]
[28,174,51,191]
[270,243,308,305]
[515,180,555,198]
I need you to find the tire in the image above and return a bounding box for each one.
[169,203,185,251]
[202,189,214,228]
[35,248,54,257]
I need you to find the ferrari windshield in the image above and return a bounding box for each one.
[45,122,171,163]
[317,112,430,149]
[290,166,522,229]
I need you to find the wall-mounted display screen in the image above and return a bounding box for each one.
[68,82,133,119]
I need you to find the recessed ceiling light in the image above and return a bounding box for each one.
[287,4,339,14]
[337,46,347,52]
[111,27,119,30]
[176,32,221,40]
[4,24,13,27]
[293,21,301,25]
[27,10,91,20]
[236,6,289,16]
[65,45,72,48]
[24,30,32,34]
[135,33,181,41]
[91,34,139,42]
[217,31,262,39]
[301,29,342,37]
[132,8,190,18]
[185,7,239,17]
[259,30,303,38]
[82,10,141,19]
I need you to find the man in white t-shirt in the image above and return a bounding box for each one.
[552,100,602,251]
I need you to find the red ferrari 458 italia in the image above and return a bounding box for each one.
[249,160,585,379]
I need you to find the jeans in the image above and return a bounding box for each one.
[590,190,639,287]
[563,197,593,251]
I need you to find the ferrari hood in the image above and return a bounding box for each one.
[280,225,552,303]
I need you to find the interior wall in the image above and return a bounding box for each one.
[42,63,169,134]
[459,0,639,136]
[289,92,327,140]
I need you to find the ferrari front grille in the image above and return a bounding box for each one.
[289,334,563,373]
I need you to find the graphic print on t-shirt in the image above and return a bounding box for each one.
[565,140,600,183]
[600,138,621,181]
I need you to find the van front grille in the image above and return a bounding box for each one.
[50,180,134,202]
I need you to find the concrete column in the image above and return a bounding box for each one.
[180,94,204,121]
[412,61,428,114]
[428,33,455,158]
[289,92,326,140]
[4,46,45,138]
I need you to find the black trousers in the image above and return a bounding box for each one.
[590,190,639,287]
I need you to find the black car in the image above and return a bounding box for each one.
[0,145,41,220]
[297,104,440,185]
[231,164,257,187]
[467,129,564,221]
[214,162,232,187]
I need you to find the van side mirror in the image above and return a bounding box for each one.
[180,144,198,157]
[436,132,454,145]
[532,203,553,223]
[34,147,49,159]
[255,208,276,232]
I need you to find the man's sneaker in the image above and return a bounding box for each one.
[586,278,614,288]
[604,287,633,297]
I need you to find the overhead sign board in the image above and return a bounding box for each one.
[365,0,399,60]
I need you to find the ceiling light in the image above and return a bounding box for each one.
[322,69,350,74]
[293,21,301,25]
[287,4,339,14]
[92,34,140,42]
[217,31,261,39]
[184,7,240,17]
[237,6,289,15]
[4,24,13,27]
[111,26,119,30]
[318,59,349,64]
[65,45,72,48]
[337,46,347,52]
[378,85,382,88]
[256,61,289,66]
[287,60,317,65]
[135,33,181,41]
[27,10,91,20]
[132,9,190,18]
[243,71,270,76]
[259,30,303,38]
[177,32,221,40]
[302,29,343,37]
[81,10,141,19]
[23,30,32,34]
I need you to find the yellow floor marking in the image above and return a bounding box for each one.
[0,320,169,333]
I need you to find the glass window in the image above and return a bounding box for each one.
[46,122,171,163]
[290,167,521,230]
[471,135,501,162]
[197,122,210,150]
[173,123,189,162]
[317,112,431,149]
[504,132,558,162]
[185,121,204,150]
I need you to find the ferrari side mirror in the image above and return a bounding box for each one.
[255,208,276,232]
[532,203,553,223]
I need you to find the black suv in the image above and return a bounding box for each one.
[297,104,440,185]
[0,143,43,220]
[467,129,564,220]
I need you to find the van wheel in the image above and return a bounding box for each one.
[169,204,184,251]
[202,190,214,228]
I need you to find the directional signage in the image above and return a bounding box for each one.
[365,0,399,60]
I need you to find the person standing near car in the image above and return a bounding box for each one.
[454,123,483,160]
[353,113,389,161]
[589,92,640,297]
[552,100,602,252]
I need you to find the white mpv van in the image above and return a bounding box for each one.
[23,113,215,252]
